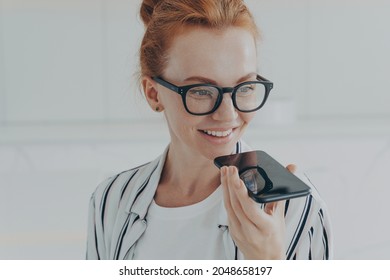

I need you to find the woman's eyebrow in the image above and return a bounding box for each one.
[183,72,257,85]
[236,72,257,83]
[183,76,217,84]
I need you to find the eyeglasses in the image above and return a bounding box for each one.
[152,74,273,115]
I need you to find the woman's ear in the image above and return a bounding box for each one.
[142,76,164,112]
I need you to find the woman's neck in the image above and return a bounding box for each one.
[154,144,221,207]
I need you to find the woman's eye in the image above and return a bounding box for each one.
[188,88,215,97]
[239,85,255,93]
[193,90,210,95]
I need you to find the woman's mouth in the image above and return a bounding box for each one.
[201,129,233,138]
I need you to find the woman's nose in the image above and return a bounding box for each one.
[211,94,238,121]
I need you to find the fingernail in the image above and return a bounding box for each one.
[229,166,234,176]
[232,167,238,177]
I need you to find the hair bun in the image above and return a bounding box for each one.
[140,0,164,27]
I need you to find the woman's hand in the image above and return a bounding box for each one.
[221,164,296,260]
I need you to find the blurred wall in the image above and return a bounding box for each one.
[0,0,389,259]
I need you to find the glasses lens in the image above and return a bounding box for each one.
[240,167,266,195]
[185,86,219,114]
[235,82,266,111]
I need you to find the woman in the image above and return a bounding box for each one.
[87,0,332,260]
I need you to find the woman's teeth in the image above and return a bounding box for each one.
[203,129,232,137]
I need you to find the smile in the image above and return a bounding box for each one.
[202,129,233,137]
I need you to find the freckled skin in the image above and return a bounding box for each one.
[161,26,258,162]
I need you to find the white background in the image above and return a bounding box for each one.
[0,0,389,259]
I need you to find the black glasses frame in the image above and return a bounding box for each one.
[152,75,274,116]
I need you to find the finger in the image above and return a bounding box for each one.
[228,166,272,230]
[286,164,297,173]
[221,166,241,228]
[243,198,286,231]
[226,166,248,227]
[226,167,251,221]
[264,200,286,217]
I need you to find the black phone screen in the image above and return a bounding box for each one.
[214,150,311,203]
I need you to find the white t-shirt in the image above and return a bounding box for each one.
[133,186,227,260]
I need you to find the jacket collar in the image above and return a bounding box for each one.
[126,140,246,220]
[120,140,248,259]
[125,145,169,218]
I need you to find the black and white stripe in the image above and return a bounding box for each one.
[286,194,313,259]
[113,164,159,259]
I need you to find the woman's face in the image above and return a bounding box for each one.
[158,26,258,161]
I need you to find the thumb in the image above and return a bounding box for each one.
[264,200,285,216]
[286,164,297,173]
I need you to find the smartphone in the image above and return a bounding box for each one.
[214,150,311,203]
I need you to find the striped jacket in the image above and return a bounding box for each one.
[87,141,332,260]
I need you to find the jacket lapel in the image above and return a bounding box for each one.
[111,146,168,259]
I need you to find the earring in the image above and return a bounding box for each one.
[155,106,160,111]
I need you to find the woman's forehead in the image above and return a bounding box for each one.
[164,26,257,84]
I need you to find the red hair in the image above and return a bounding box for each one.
[139,0,259,78]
